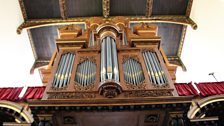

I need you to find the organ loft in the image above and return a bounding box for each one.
[28,17,191,126]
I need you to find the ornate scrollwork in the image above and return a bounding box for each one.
[74,82,95,91]
[122,55,139,63]
[125,83,146,90]
[79,56,96,64]
[48,92,96,99]
[99,81,122,98]
[124,90,173,97]
[151,83,170,88]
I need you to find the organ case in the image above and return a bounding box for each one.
[44,19,178,100]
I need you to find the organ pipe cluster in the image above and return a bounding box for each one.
[53,53,75,88]
[143,51,167,85]
[101,37,119,82]
[123,58,145,85]
[75,60,96,86]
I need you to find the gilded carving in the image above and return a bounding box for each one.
[74,82,95,91]
[48,92,96,99]
[99,82,122,98]
[17,16,197,34]
[124,90,173,97]
[102,0,110,18]
[125,83,146,90]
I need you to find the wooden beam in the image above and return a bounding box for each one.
[167,56,186,71]
[177,25,187,57]
[59,0,67,19]
[186,0,193,17]
[27,30,38,60]
[30,59,50,74]
[145,0,153,17]
[18,0,28,20]
[17,16,197,34]
[102,0,110,18]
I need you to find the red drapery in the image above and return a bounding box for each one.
[175,82,199,96]
[22,86,45,100]
[0,87,23,100]
[196,82,224,96]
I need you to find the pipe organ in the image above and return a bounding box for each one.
[45,17,177,99]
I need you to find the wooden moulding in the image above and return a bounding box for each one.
[131,38,161,48]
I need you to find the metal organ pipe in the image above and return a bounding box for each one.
[53,53,75,88]
[75,59,96,87]
[122,58,145,85]
[143,51,167,86]
[100,36,119,82]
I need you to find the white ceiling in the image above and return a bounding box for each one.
[0,0,223,87]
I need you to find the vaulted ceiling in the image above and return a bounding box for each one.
[17,0,197,71]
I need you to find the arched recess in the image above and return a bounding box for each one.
[0,100,33,123]
[188,95,224,120]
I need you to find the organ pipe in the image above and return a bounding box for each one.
[100,36,119,82]
[75,60,96,87]
[143,51,167,85]
[123,58,145,85]
[53,53,75,88]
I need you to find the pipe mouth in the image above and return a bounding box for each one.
[98,80,122,98]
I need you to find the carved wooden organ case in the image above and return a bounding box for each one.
[44,17,178,100]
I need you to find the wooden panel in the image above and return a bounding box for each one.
[110,0,147,16]
[24,0,61,19]
[157,23,183,56]
[53,111,165,126]
[30,26,58,59]
[152,0,189,15]
[66,0,102,17]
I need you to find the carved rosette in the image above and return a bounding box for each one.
[99,81,122,98]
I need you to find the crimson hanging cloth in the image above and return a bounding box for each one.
[22,86,45,100]
[196,82,224,96]
[0,87,23,101]
[175,82,199,96]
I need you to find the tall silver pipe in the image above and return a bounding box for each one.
[149,52,163,84]
[106,37,113,80]
[150,53,165,84]
[101,39,106,81]
[93,62,96,82]
[59,54,70,88]
[130,59,136,85]
[55,54,66,87]
[134,60,140,85]
[133,59,138,85]
[112,39,119,81]
[63,53,72,86]
[53,55,64,87]
[152,53,167,83]
[67,54,75,85]
[147,51,160,85]
[142,53,151,82]
[143,52,156,84]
